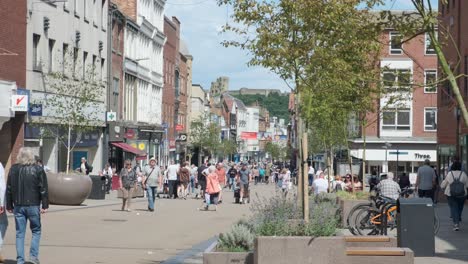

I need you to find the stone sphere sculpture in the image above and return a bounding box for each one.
[47,173,92,205]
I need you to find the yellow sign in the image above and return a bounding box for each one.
[130,143,137,149]
[138,143,146,150]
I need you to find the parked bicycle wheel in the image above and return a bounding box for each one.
[346,203,373,235]
[354,207,381,236]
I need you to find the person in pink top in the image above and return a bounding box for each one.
[202,165,221,211]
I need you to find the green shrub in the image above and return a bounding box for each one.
[336,191,369,200]
[217,224,255,252]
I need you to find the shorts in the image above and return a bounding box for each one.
[240,182,249,189]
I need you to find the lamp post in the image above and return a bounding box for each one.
[382,142,392,173]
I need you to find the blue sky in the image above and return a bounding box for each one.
[166,0,438,92]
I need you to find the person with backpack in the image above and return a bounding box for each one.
[332,175,344,192]
[440,161,468,231]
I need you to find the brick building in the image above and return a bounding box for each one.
[0,0,27,169]
[437,1,468,172]
[351,14,438,177]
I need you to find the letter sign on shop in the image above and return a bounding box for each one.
[11,95,28,112]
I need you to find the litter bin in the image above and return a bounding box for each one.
[397,197,435,257]
[88,175,106,200]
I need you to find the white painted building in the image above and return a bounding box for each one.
[123,0,165,126]
[26,0,108,173]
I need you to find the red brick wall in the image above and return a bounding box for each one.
[112,0,137,22]
[364,30,437,138]
[163,17,180,140]
[179,53,188,132]
[0,0,26,169]
[438,1,468,145]
[111,12,125,119]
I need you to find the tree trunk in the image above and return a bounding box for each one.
[302,132,309,222]
[66,125,71,174]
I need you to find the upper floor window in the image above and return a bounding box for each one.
[424,70,437,93]
[382,69,411,92]
[382,108,410,131]
[33,34,41,71]
[389,32,403,55]
[424,108,437,131]
[425,33,436,55]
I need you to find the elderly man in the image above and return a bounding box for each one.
[376,172,401,200]
[416,159,436,201]
[312,172,328,194]
[143,157,161,212]
[78,157,92,175]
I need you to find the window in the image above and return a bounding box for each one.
[424,108,437,131]
[101,0,106,30]
[33,34,41,71]
[112,78,119,109]
[84,0,88,21]
[382,108,410,130]
[389,32,403,54]
[425,33,436,55]
[424,70,437,93]
[62,43,69,74]
[382,69,411,92]
[74,0,79,15]
[101,58,105,81]
[73,47,78,77]
[48,39,55,72]
[83,51,88,78]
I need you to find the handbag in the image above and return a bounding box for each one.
[143,167,155,190]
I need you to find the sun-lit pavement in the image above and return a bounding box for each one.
[0,184,276,264]
[1,185,467,264]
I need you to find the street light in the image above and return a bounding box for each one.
[381,142,392,173]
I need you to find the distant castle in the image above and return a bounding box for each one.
[228,87,283,96]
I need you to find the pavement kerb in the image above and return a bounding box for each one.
[161,236,218,264]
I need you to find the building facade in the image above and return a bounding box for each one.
[0,0,27,170]
[438,1,468,173]
[26,0,109,172]
[112,0,165,167]
[351,21,438,177]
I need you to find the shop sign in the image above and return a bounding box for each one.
[176,133,187,142]
[176,124,184,131]
[11,95,28,112]
[414,153,431,160]
[30,104,43,116]
[125,128,136,139]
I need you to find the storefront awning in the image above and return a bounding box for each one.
[111,142,146,156]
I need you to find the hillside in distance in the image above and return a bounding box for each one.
[231,92,290,123]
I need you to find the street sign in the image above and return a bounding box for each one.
[176,133,187,142]
[389,151,409,155]
[11,95,28,112]
[30,104,43,116]
[175,124,184,131]
[107,111,117,122]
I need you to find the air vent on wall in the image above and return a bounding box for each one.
[43,17,50,32]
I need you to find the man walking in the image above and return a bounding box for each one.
[238,164,251,203]
[167,160,179,199]
[143,157,161,212]
[416,159,437,201]
[312,172,328,195]
[7,147,49,264]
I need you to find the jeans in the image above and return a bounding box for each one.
[308,174,314,187]
[14,206,41,264]
[448,195,465,225]
[190,176,196,193]
[168,180,178,198]
[147,186,157,210]
[228,177,236,191]
[0,212,8,250]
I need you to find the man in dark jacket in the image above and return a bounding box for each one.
[7,147,48,264]
[197,163,208,199]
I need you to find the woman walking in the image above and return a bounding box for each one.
[280,168,291,197]
[119,160,137,212]
[203,166,221,211]
[440,161,468,231]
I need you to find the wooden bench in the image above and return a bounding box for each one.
[344,247,414,264]
[344,236,397,247]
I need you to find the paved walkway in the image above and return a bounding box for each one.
[0,185,275,264]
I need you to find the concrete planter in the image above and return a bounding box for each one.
[254,236,346,264]
[340,199,368,227]
[48,173,92,205]
[203,251,254,264]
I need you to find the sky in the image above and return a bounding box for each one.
[165,0,438,92]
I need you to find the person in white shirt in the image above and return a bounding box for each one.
[0,163,8,262]
[166,160,179,199]
[308,165,315,187]
[312,172,329,195]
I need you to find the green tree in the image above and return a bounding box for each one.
[190,114,222,160]
[217,139,238,159]
[34,49,104,174]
